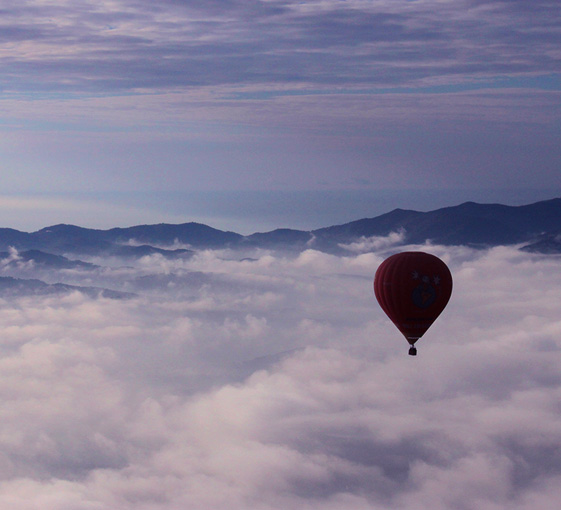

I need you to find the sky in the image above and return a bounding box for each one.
[1,0,560,232]
[1,239,561,509]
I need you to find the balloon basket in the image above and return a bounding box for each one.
[408,347,417,356]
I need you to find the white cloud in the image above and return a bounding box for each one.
[339,230,407,253]
[0,244,560,507]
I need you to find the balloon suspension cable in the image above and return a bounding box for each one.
[407,337,418,356]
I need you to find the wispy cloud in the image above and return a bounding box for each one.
[1,0,559,95]
[0,0,559,222]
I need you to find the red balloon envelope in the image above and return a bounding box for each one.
[374,252,452,355]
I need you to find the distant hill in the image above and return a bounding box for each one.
[0,276,134,299]
[310,199,561,250]
[246,198,561,251]
[0,249,97,269]
[0,198,560,255]
[23,223,234,254]
[520,234,561,254]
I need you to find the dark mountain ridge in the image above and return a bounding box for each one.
[105,223,242,247]
[311,199,561,247]
[0,222,232,255]
[0,198,560,255]
[0,249,96,269]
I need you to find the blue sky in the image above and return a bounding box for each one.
[0,0,560,231]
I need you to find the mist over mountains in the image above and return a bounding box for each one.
[1,198,560,259]
[0,197,559,299]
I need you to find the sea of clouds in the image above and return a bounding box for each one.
[0,238,560,509]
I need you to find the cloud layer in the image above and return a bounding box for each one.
[0,242,560,508]
[1,0,559,93]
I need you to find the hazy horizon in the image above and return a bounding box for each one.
[2,188,561,234]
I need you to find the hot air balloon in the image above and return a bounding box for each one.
[374,251,452,356]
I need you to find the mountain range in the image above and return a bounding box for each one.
[0,197,559,299]
[0,197,560,259]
